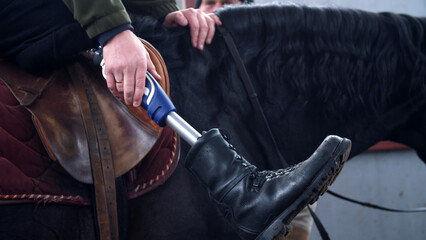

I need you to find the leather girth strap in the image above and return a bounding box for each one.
[0,39,172,240]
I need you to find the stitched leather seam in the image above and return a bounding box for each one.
[133,133,178,192]
[0,194,91,205]
[218,170,252,202]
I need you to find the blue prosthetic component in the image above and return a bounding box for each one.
[142,72,176,127]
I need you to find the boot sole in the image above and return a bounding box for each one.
[255,138,352,240]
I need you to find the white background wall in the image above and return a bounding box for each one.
[310,150,426,240]
[254,0,425,16]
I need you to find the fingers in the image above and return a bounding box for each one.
[132,53,153,107]
[207,13,222,26]
[146,53,161,81]
[205,14,218,44]
[102,30,152,106]
[103,45,159,106]
[106,60,148,107]
[185,9,212,50]
[123,65,136,106]
[177,12,189,26]
[189,14,201,49]
[196,12,210,49]
[105,70,122,100]
[164,9,222,50]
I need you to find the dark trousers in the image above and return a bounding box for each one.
[0,0,96,74]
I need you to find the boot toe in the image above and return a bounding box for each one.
[254,136,351,240]
[305,135,351,173]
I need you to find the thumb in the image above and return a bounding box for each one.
[166,12,188,27]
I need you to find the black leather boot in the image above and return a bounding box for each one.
[185,129,351,240]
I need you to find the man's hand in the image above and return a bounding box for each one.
[163,9,222,50]
[102,30,161,107]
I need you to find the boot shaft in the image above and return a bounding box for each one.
[185,129,255,201]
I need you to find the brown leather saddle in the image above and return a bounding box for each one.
[0,39,169,184]
[0,39,173,240]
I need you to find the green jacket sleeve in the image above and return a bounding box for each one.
[62,0,179,39]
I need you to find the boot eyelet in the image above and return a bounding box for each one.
[219,129,231,141]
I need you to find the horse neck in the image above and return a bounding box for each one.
[132,8,426,164]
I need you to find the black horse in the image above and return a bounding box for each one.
[127,4,426,240]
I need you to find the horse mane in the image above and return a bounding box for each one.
[132,4,426,115]
[216,4,426,114]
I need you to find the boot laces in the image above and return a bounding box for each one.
[248,162,303,192]
[264,162,302,180]
[235,154,251,168]
[226,140,251,169]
